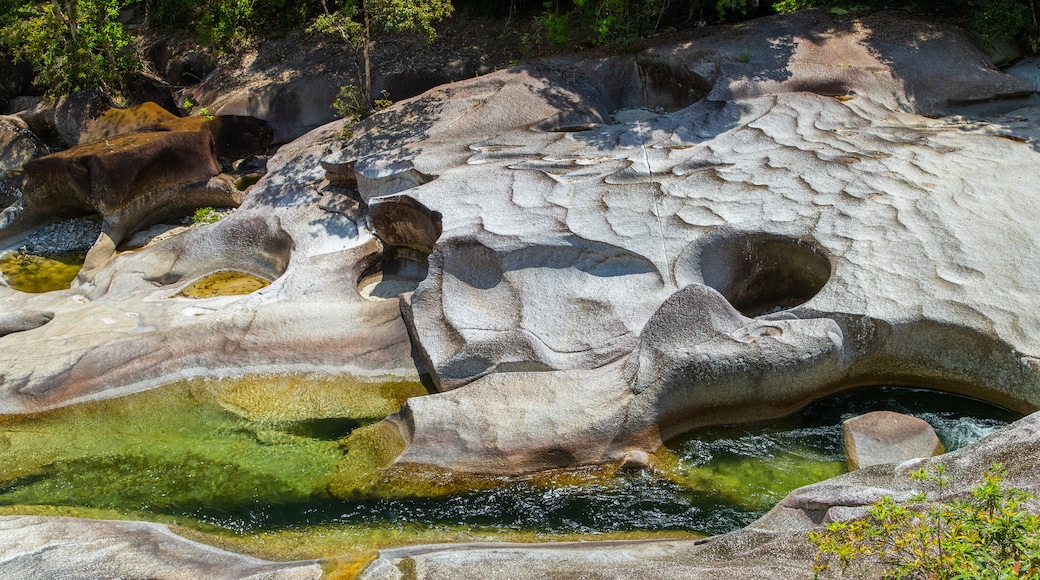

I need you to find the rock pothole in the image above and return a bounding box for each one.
[698,233,832,317]
[176,270,271,298]
[358,251,430,301]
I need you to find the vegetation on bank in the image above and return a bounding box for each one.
[811,464,1040,579]
[0,0,1037,102]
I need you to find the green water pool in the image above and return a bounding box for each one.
[0,377,1020,567]
[0,250,85,293]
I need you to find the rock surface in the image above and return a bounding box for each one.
[0,516,322,579]
[0,115,48,172]
[843,410,943,470]
[319,10,1040,475]
[0,106,274,275]
[0,120,418,413]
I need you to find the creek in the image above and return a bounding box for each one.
[0,375,1018,565]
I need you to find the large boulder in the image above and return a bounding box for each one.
[197,75,344,147]
[53,89,118,148]
[75,101,180,145]
[179,34,355,146]
[315,10,1040,478]
[0,106,273,272]
[12,127,234,252]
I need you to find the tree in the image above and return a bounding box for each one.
[310,0,454,116]
[1,0,136,96]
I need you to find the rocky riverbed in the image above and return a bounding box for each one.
[2,7,1040,579]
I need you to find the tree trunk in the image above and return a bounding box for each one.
[363,6,372,115]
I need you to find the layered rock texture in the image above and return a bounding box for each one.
[2,8,1040,579]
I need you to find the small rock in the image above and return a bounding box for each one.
[18,217,100,255]
[619,449,651,470]
[843,410,944,471]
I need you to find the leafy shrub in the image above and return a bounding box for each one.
[143,0,323,47]
[810,463,1040,579]
[193,207,223,224]
[967,0,1035,43]
[536,0,675,46]
[1,0,137,96]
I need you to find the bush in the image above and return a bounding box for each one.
[771,0,1039,46]
[193,207,223,224]
[810,463,1040,579]
[142,0,324,47]
[1,0,137,96]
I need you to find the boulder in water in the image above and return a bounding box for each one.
[843,411,944,471]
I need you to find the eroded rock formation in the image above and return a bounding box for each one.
[2,8,1040,579]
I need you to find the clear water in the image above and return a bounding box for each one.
[0,380,1020,560]
[667,387,1020,527]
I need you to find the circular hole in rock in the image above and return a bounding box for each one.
[177,270,271,298]
[700,234,831,317]
[358,255,429,301]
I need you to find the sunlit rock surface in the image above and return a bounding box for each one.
[318,10,1040,475]
[843,410,943,470]
[0,121,419,413]
[0,516,322,579]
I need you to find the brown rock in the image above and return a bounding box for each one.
[158,114,274,160]
[77,101,179,146]
[843,411,944,471]
[23,129,223,218]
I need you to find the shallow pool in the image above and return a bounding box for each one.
[0,250,85,292]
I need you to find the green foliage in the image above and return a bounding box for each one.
[771,0,1039,46]
[968,0,1035,43]
[715,0,747,20]
[771,0,816,14]
[536,0,674,46]
[142,0,323,47]
[373,89,393,110]
[193,207,223,224]
[330,84,392,139]
[1,0,137,96]
[810,464,1040,579]
[332,83,368,119]
[182,98,213,119]
[311,0,452,117]
[370,0,454,40]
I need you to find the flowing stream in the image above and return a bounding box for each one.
[0,375,1018,566]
